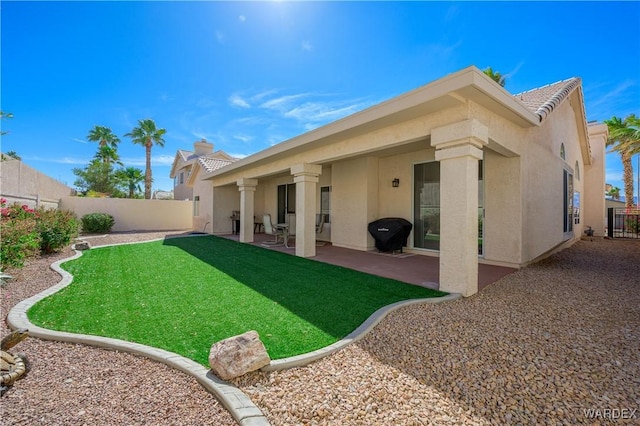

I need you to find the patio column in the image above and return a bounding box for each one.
[432,119,488,297]
[237,178,258,243]
[291,163,322,258]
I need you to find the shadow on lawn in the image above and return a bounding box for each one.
[162,235,445,339]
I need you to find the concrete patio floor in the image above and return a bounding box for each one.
[220,233,516,292]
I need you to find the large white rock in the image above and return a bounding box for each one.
[208,330,271,380]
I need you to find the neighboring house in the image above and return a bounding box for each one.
[0,157,76,209]
[194,66,606,297]
[169,139,237,233]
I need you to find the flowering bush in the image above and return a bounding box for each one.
[0,198,80,268]
[35,208,80,254]
[1,198,41,268]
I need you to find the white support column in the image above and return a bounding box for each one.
[291,163,322,257]
[432,119,488,297]
[237,178,258,243]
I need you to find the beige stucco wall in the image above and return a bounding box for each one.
[1,159,75,209]
[211,186,239,234]
[192,170,213,233]
[200,87,593,268]
[520,101,585,262]
[331,157,379,250]
[59,197,192,232]
[584,123,607,236]
[173,165,193,201]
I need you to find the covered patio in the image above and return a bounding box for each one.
[220,232,516,293]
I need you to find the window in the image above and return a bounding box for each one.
[575,161,580,180]
[563,169,574,234]
[277,184,296,223]
[320,186,331,223]
[179,172,184,185]
[560,143,566,160]
[573,192,580,225]
[193,195,200,216]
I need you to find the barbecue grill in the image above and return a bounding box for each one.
[367,218,413,253]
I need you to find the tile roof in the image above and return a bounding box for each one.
[178,149,200,162]
[198,157,234,173]
[514,77,581,122]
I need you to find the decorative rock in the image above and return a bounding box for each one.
[209,330,271,380]
[74,241,91,251]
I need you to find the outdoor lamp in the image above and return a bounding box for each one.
[392,178,400,188]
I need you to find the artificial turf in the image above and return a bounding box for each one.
[28,235,446,366]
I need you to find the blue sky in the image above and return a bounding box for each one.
[2,1,639,194]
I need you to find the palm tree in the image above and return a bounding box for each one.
[116,167,145,198]
[94,145,122,166]
[483,67,506,87]
[125,119,166,199]
[607,186,621,201]
[605,114,640,208]
[0,111,13,136]
[87,125,120,148]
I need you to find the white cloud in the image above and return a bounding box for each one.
[606,169,623,183]
[233,134,253,143]
[227,152,249,159]
[260,93,311,111]
[215,30,225,44]
[26,155,89,165]
[301,40,313,51]
[284,101,367,123]
[239,15,246,22]
[505,61,525,81]
[122,154,175,167]
[229,94,251,108]
[585,79,637,119]
[73,138,88,144]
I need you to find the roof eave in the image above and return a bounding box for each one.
[207,66,540,179]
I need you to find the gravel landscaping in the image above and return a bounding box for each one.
[2,232,639,425]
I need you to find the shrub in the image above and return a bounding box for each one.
[35,208,80,254]
[626,216,640,234]
[81,213,115,233]
[0,199,41,269]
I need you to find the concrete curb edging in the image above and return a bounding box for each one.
[263,293,462,371]
[6,236,461,426]
[6,247,270,426]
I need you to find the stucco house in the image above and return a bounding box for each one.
[169,139,238,232]
[169,139,237,201]
[189,66,607,297]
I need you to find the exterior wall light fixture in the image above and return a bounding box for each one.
[392,178,400,188]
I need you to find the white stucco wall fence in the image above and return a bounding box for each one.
[59,197,193,232]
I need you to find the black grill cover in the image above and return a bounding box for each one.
[367,218,413,252]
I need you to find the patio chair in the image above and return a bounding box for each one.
[316,213,327,247]
[316,214,325,234]
[262,214,284,246]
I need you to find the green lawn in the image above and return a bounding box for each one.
[29,236,446,366]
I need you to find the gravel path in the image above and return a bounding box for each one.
[2,233,639,425]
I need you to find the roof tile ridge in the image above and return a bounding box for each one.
[532,77,581,122]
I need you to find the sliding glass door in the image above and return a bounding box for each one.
[413,161,484,255]
[414,162,441,250]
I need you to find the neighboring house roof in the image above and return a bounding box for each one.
[169,145,238,179]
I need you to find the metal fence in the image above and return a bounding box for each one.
[607,208,640,239]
